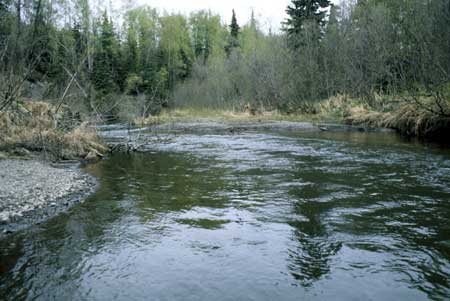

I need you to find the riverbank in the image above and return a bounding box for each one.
[0,159,96,238]
[132,95,449,141]
[133,108,335,127]
[0,101,108,162]
[0,101,107,238]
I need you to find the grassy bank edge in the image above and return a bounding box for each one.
[134,95,449,141]
[134,108,339,126]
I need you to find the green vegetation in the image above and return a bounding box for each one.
[0,0,449,141]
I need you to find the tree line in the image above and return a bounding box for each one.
[176,0,450,116]
[1,0,449,118]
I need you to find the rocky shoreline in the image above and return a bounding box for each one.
[0,159,96,238]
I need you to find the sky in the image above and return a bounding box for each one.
[134,0,340,32]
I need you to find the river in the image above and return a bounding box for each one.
[1,127,450,300]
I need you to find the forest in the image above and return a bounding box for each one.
[0,0,449,139]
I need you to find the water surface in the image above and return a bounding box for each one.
[1,129,450,300]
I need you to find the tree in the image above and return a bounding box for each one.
[123,6,159,94]
[284,0,331,47]
[159,14,194,89]
[225,9,240,55]
[190,10,224,63]
[125,23,138,75]
[230,9,240,39]
[240,9,262,55]
[0,0,12,58]
[321,4,346,96]
[91,11,120,94]
[74,0,93,72]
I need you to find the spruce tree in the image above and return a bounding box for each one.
[225,9,240,56]
[92,11,119,94]
[230,9,240,40]
[284,0,331,46]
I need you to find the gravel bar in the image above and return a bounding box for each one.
[0,159,96,237]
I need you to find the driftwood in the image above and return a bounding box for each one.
[107,135,175,155]
[109,143,142,154]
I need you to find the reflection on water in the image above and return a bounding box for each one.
[1,130,450,300]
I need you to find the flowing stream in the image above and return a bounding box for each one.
[1,127,450,300]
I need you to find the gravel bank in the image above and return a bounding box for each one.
[152,120,318,132]
[98,120,394,140]
[0,159,96,237]
[99,120,318,140]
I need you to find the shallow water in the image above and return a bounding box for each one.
[1,129,450,300]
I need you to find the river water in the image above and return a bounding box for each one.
[1,127,450,300]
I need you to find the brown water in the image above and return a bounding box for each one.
[1,129,450,300]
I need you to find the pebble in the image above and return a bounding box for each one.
[0,159,95,234]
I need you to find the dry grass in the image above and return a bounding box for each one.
[133,107,331,126]
[328,97,450,139]
[0,101,107,160]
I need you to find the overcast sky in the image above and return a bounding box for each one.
[133,0,339,32]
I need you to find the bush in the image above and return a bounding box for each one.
[125,74,144,95]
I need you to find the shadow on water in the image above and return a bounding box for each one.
[287,184,343,287]
[1,129,450,300]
